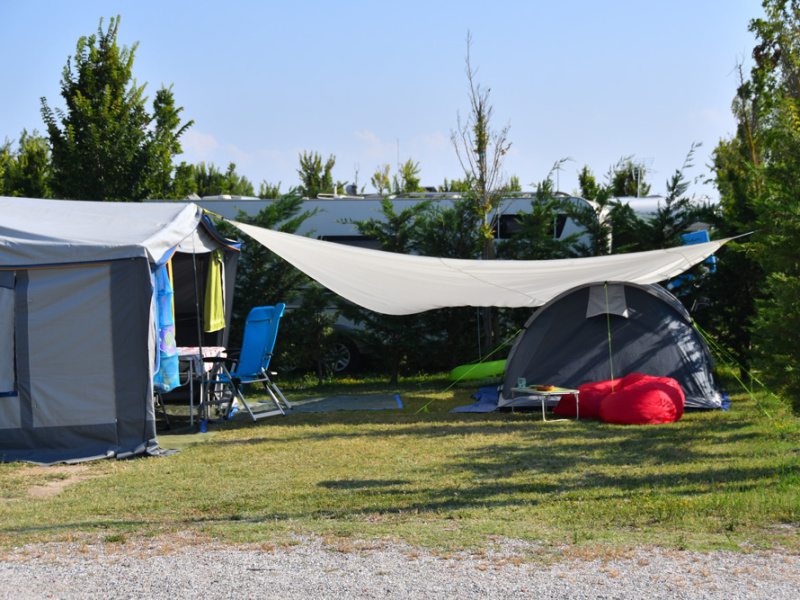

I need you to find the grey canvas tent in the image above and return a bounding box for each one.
[0,197,239,464]
[500,282,725,410]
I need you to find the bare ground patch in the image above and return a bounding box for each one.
[0,464,100,501]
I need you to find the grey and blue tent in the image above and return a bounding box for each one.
[499,281,725,410]
[0,197,239,464]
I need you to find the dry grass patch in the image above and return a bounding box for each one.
[0,464,102,501]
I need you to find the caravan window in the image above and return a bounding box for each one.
[497,213,569,240]
[318,235,381,250]
[497,214,523,239]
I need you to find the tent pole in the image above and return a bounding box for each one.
[191,238,205,421]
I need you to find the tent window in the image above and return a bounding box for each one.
[586,284,629,319]
[0,271,15,396]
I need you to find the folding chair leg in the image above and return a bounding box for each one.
[259,384,286,415]
[227,384,257,421]
[203,363,288,422]
[228,380,285,422]
[155,394,170,429]
[247,378,286,419]
[269,380,291,410]
[259,369,291,410]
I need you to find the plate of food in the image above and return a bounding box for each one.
[535,384,555,391]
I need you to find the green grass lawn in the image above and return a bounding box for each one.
[1,369,799,556]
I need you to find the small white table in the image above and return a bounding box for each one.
[177,346,226,425]
[509,387,580,421]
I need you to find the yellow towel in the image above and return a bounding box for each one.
[204,249,225,332]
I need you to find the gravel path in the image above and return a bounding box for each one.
[1,536,798,599]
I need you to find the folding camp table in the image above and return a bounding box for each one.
[509,386,579,421]
[177,346,226,425]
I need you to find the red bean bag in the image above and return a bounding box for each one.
[619,373,684,414]
[599,374,684,424]
[553,377,623,419]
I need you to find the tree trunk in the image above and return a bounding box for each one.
[481,235,496,352]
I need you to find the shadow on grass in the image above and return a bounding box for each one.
[142,375,797,525]
[185,416,784,521]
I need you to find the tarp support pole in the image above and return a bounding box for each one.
[605,281,615,392]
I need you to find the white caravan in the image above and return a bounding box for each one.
[192,191,600,249]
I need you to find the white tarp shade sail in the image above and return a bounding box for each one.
[231,220,731,316]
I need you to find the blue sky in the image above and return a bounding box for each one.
[0,1,759,199]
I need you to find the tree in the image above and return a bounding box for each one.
[450,31,512,350]
[750,96,800,410]
[413,197,482,259]
[607,157,652,198]
[188,162,256,197]
[577,165,606,203]
[573,148,706,257]
[0,130,52,198]
[0,140,8,191]
[40,16,192,201]
[227,192,315,314]
[439,177,471,193]
[217,191,316,346]
[704,0,800,410]
[747,0,800,408]
[504,175,522,193]
[412,198,484,369]
[700,126,764,375]
[634,144,709,251]
[171,161,199,198]
[284,284,337,384]
[392,158,422,194]
[298,151,336,198]
[371,164,391,195]
[342,198,433,383]
[495,178,580,261]
[258,181,282,199]
[347,197,431,252]
[579,156,651,200]
[451,32,512,261]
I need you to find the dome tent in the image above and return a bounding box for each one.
[500,282,724,410]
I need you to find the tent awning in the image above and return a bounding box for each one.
[231,220,731,315]
[0,197,202,267]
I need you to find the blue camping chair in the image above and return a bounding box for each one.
[202,304,291,421]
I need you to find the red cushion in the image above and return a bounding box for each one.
[552,393,582,418]
[619,372,651,389]
[553,378,623,419]
[619,373,685,419]
[599,375,685,424]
